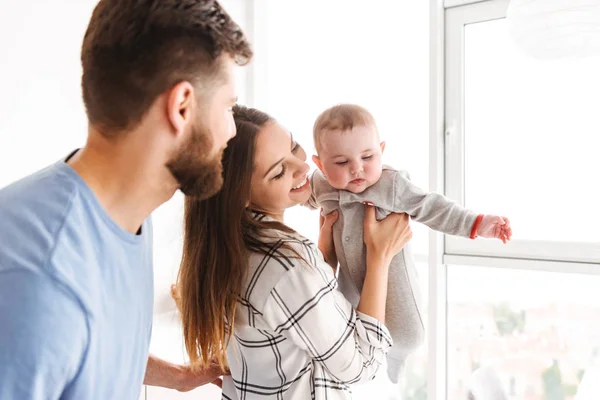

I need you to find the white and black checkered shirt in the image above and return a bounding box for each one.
[221,215,393,399]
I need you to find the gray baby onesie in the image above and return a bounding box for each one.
[307,166,477,384]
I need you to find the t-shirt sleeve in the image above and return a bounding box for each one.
[0,269,89,400]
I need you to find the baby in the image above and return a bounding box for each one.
[306,104,511,387]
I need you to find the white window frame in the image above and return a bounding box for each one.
[442,0,600,265]
[430,0,600,399]
[428,1,448,398]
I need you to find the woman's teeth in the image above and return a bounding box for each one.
[292,176,308,190]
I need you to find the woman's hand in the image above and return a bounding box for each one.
[363,202,412,267]
[318,209,339,269]
[357,203,412,322]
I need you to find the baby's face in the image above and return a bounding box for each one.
[314,125,384,194]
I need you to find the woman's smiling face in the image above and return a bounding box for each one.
[249,121,311,221]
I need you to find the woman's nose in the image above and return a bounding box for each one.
[293,160,310,178]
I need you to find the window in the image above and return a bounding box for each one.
[463,19,600,244]
[447,265,600,399]
[444,0,600,263]
[439,1,600,400]
[402,263,429,400]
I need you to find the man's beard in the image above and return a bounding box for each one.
[166,119,225,199]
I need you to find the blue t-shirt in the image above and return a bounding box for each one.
[0,155,154,399]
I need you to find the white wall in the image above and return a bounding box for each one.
[0,0,94,187]
[252,0,431,256]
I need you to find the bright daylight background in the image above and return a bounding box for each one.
[1,0,598,399]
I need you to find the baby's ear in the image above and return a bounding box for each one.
[312,155,325,173]
[380,141,386,154]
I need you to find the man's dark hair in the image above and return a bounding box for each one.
[81,0,252,135]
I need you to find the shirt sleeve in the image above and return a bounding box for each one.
[0,269,89,400]
[392,170,477,237]
[262,246,392,385]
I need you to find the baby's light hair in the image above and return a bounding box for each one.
[313,104,378,153]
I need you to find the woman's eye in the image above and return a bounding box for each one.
[273,165,286,180]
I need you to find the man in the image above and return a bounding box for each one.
[0,0,252,398]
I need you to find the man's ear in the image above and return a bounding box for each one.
[312,155,325,173]
[166,81,195,138]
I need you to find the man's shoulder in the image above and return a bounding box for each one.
[0,163,82,266]
[0,163,95,303]
[0,162,80,227]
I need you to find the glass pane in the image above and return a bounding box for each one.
[447,265,600,399]
[401,262,429,400]
[464,18,600,243]
[261,0,430,256]
[350,261,428,399]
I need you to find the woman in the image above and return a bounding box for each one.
[177,105,412,399]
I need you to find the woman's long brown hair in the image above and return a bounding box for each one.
[177,105,298,371]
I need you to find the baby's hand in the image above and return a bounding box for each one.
[477,215,512,243]
[318,209,339,269]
